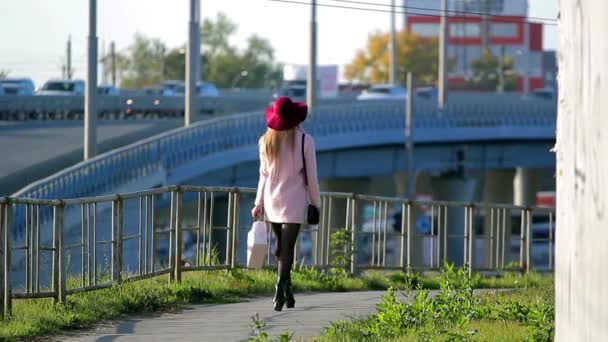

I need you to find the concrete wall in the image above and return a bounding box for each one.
[556,1,608,340]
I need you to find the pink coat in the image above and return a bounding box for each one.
[254,127,321,224]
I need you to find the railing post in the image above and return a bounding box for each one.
[489,208,495,269]
[406,201,412,273]
[225,191,233,267]
[399,201,406,271]
[2,201,12,318]
[231,191,240,269]
[463,205,469,270]
[111,196,123,283]
[525,209,531,274]
[350,195,358,275]
[174,189,183,283]
[168,191,175,283]
[467,205,474,276]
[0,202,6,319]
[0,203,4,320]
[519,208,526,273]
[52,203,66,304]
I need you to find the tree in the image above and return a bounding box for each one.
[201,12,237,59]
[345,29,447,85]
[468,49,518,91]
[113,13,281,89]
[200,13,282,88]
[114,33,167,88]
[0,70,9,79]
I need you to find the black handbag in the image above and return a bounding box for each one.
[301,133,320,225]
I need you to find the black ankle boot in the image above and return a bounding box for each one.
[285,278,295,309]
[273,278,286,312]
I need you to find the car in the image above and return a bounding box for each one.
[274,83,307,99]
[37,79,85,95]
[0,78,36,95]
[531,87,556,100]
[196,82,219,97]
[160,80,219,97]
[160,80,183,95]
[416,86,438,99]
[141,86,174,96]
[357,84,407,100]
[98,85,120,95]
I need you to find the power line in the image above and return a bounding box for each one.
[265,0,558,26]
[326,0,557,23]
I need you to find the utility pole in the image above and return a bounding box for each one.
[438,0,448,110]
[402,0,407,29]
[522,22,530,98]
[84,0,98,160]
[185,0,201,127]
[66,36,73,80]
[405,72,415,198]
[480,0,490,52]
[101,40,107,85]
[110,41,116,87]
[389,0,397,85]
[307,0,317,115]
[498,45,505,93]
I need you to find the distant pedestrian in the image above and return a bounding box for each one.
[251,96,321,311]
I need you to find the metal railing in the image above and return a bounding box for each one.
[0,92,555,121]
[0,94,359,120]
[13,99,556,201]
[0,186,555,319]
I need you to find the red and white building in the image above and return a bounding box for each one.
[404,0,544,91]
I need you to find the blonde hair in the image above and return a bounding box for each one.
[259,127,295,165]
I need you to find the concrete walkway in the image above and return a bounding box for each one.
[58,291,388,342]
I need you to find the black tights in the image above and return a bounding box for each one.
[270,223,301,281]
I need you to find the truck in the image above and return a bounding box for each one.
[277,64,338,99]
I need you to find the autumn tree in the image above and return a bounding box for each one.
[344,29,444,85]
[468,49,518,91]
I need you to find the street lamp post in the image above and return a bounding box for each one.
[307,0,317,114]
[231,70,249,89]
[405,72,415,198]
[84,0,98,160]
[389,0,397,85]
[185,0,201,127]
[522,22,530,98]
[438,0,448,110]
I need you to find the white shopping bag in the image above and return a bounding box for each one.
[247,220,268,269]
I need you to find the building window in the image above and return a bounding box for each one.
[411,23,439,37]
[450,23,480,38]
[463,0,504,13]
[491,23,518,38]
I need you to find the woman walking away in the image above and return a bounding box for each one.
[251,96,321,312]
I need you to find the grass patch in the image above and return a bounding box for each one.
[315,264,554,342]
[0,266,549,341]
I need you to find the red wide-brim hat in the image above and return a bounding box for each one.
[265,96,308,131]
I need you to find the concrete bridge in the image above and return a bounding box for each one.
[12,98,555,201]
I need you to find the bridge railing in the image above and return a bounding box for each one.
[0,186,555,319]
[13,100,556,199]
[0,94,360,120]
[0,92,555,120]
[10,101,556,238]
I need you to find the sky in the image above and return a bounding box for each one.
[0,0,559,87]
